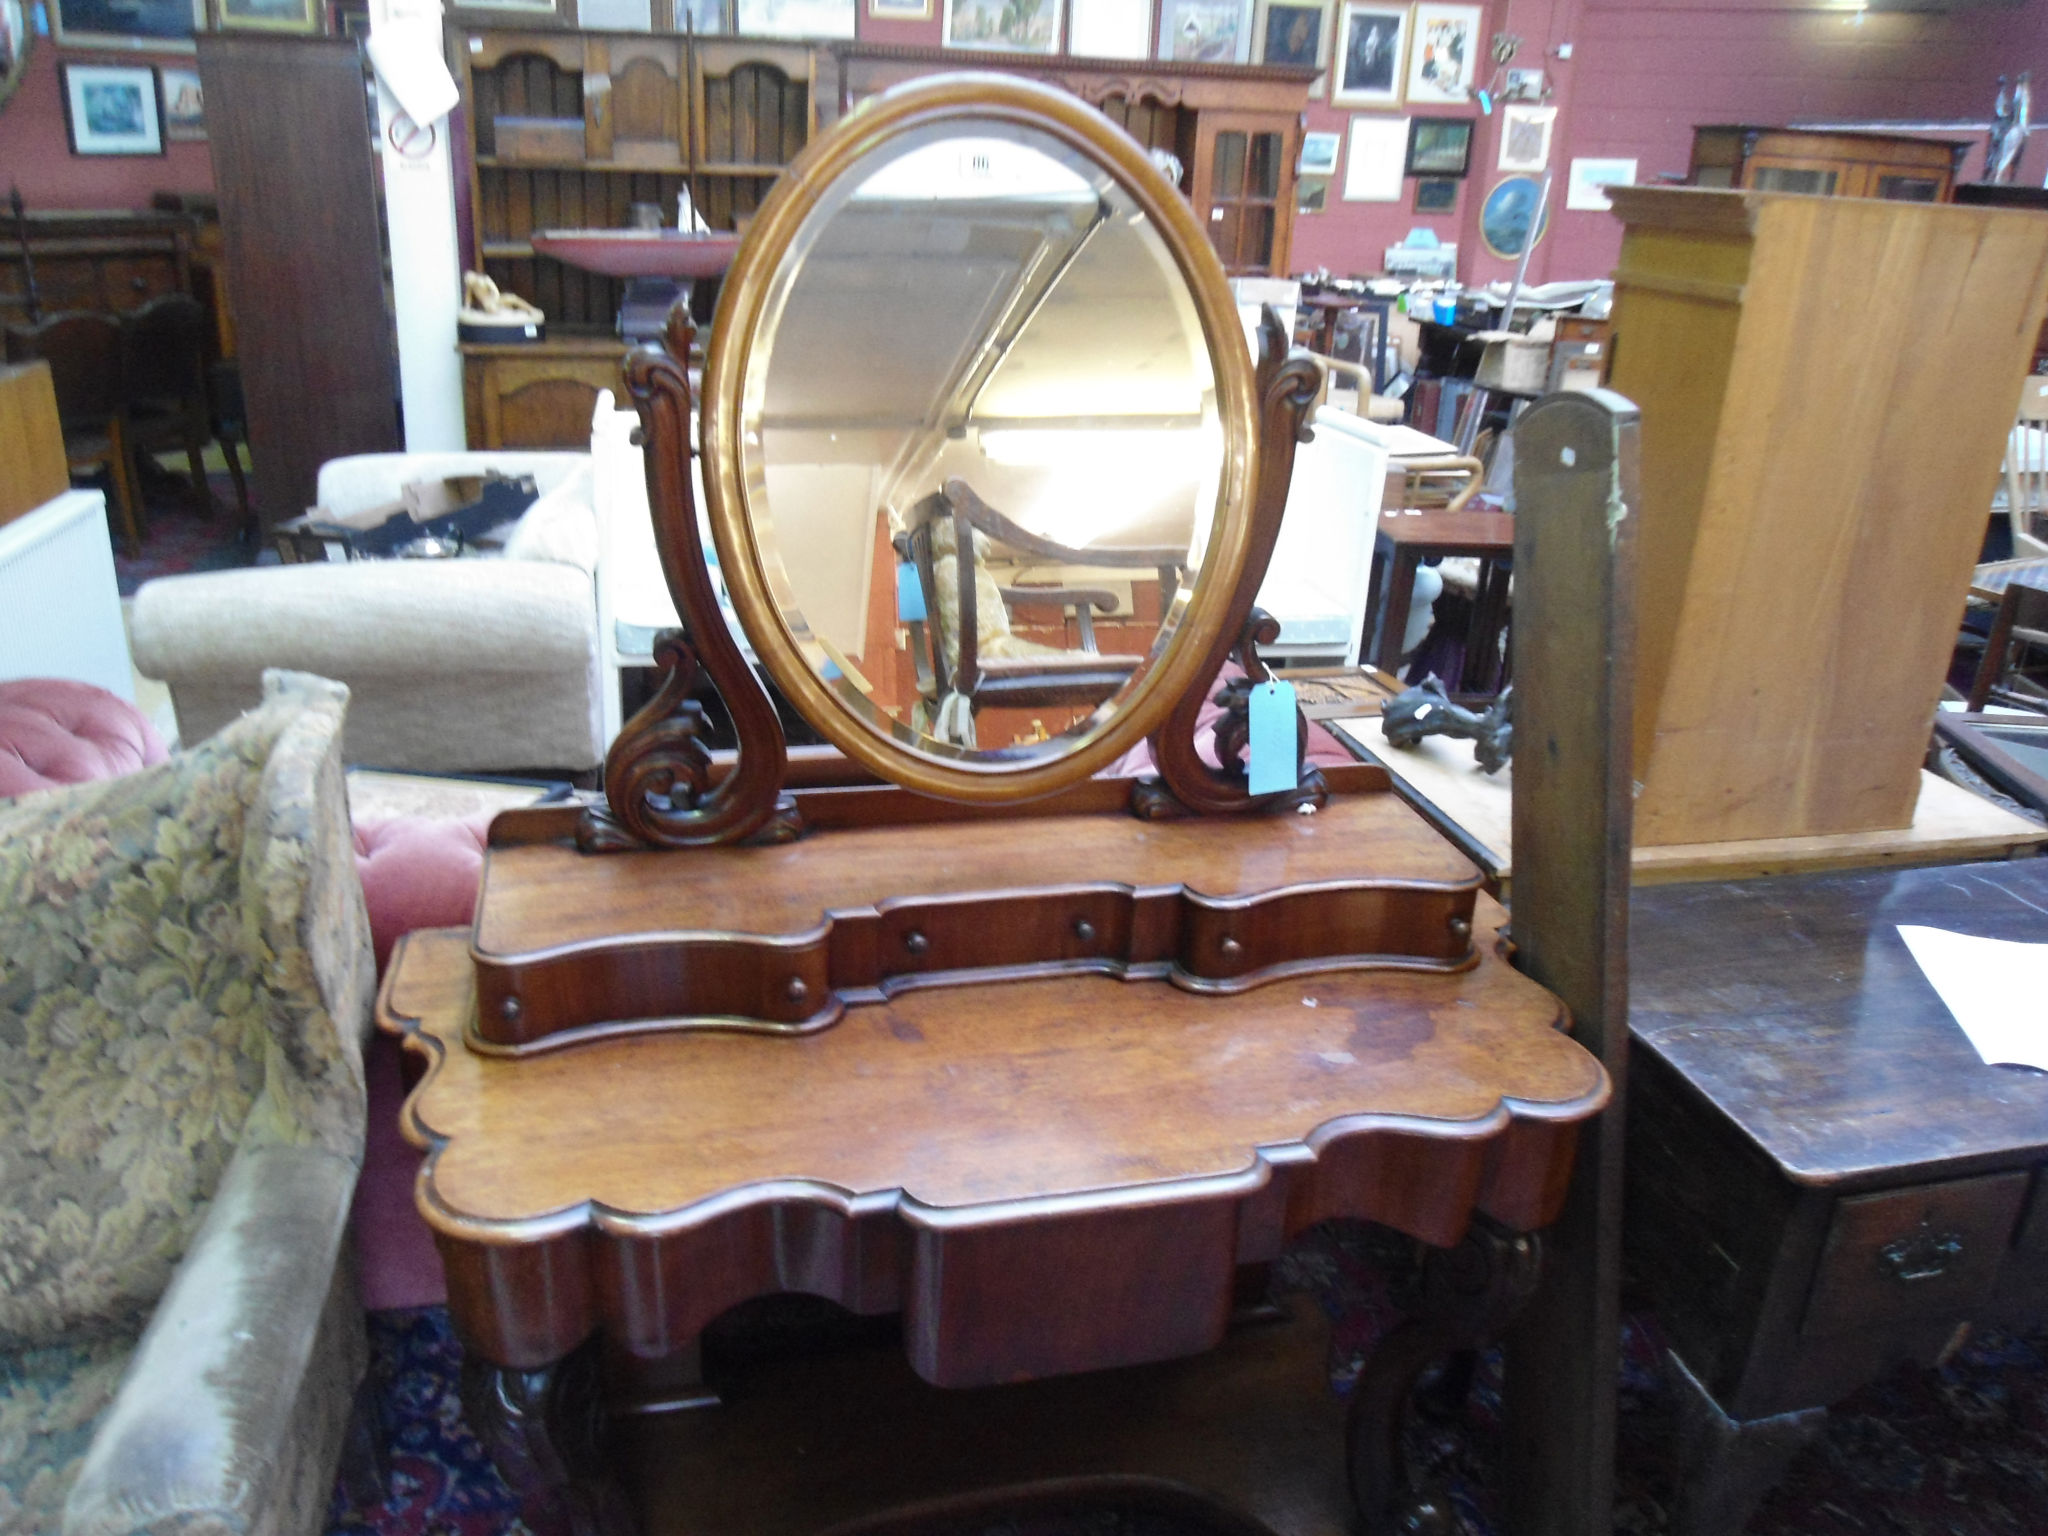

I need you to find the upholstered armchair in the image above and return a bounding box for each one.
[0,671,376,1536]
[130,451,605,774]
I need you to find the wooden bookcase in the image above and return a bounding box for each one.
[454,25,816,444]
[1688,126,1967,203]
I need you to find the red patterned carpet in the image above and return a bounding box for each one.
[326,1224,2048,1536]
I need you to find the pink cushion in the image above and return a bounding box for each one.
[0,680,168,798]
[352,813,493,972]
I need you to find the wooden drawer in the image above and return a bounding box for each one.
[1802,1171,2029,1336]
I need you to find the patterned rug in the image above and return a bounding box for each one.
[325,1225,2048,1536]
[102,465,260,597]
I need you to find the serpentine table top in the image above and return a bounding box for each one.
[379,868,1607,1381]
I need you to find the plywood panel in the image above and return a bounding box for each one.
[1607,188,2048,846]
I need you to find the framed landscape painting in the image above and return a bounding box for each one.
[53,0,201,50]
[61,61,164,154]
[944,0,1058,51]
[215,0,320,32]
[1158,0,1252,63]
[1404,115,1471,177]
[1331,3,1405,109]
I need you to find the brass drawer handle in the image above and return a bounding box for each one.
[1878,1225,1964,1283]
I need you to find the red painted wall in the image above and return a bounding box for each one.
[2,44,218,209]
[3,0,2040,268]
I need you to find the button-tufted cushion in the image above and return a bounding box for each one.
[351,813,491,972]
[0,682,167,800]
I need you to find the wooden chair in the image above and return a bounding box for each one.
[1966,578,2048,711]
[1311,352,1404,425]
[4,313,146,556]
[894,478,1181,742]
[122,294,224,522]
[2005,374,2048,559]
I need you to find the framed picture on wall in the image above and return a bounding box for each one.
[1342,113,1407,202]
[1299,129,1340,177]
[944,0,1059,51]
[215,0,320,32]
[1566,156,1638,211]
[1481,172,1551,259]
[1256,0,1325,70]
[1157,0,1253,63]
[1404,115,1470,176]
[1413,175,1457,212]
[1406,2,1481,105]
[868,0,931,18]
[1498,102,1556,172]
[61,61,164,154]
[737,0,855,35]
[159,64,204,139]
[52,0,201,51]
[1330,3,1405,109]
[1068,0,1151,58]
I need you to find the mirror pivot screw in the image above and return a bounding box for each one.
[904,930,930,955]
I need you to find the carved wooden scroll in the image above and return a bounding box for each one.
[1133,310,1326,820]
[578,310,800,852]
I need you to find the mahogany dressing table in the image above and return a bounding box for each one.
[375,75,1626,1536]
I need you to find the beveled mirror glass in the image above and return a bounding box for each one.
[702,75,1259,803]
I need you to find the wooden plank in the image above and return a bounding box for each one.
[1327,719,2048,892]
[1498,389,1640,1536]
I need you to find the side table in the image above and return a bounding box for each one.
[1626,857,2048,1535]
[1361,508,1514,685]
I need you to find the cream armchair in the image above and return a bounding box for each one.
[131,450,606,773]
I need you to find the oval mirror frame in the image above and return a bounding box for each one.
[699,73,1261,805]
[0,0,31,118]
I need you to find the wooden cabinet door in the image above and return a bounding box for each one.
[1191,112,1295,276]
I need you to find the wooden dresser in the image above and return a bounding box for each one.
[1627,857,2048,1535]
[1688,125,1967,202]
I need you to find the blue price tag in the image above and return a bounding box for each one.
[896,563,927,623]
[1247,679,1298,797]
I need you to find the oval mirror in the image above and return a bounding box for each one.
[701,74,1259,804]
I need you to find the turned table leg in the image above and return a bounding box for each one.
[461,1340,638,1536]
[1665,1348,1826,1536]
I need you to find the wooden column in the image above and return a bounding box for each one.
[198,37,399,531]
[1501,389,1640,1535]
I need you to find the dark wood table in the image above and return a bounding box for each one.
[1626,856,2048,1536]
[1362,509,1515,683]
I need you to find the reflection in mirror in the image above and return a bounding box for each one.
[738,121,1223,767]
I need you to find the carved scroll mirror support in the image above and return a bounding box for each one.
[578,309,800,854]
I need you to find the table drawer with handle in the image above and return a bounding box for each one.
[1802,1171,2030,1335]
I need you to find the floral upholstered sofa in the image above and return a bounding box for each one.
[0,671,375,1536]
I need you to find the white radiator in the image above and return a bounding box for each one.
[0,490,134,702]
